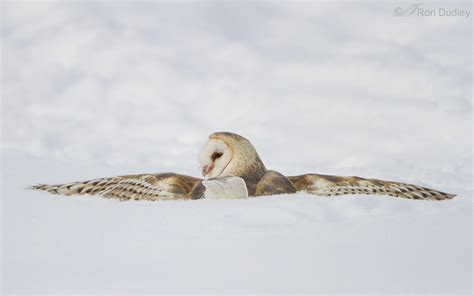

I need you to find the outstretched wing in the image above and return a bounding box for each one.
[287,174,455,201]
[31,173,203,201]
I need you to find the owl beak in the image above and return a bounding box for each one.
[202,163,214,178]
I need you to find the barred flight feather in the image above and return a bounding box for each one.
[30,174,185,201]
[288,174,455,200]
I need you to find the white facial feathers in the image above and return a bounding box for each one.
[198,139,233,178]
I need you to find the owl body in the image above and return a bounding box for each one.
[31,132,455,201]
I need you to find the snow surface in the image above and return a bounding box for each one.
[1,1,472,295]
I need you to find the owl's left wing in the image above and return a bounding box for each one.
[287,173,455,200]
[31,173,204,201]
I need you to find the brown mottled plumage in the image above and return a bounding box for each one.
[287,174,454,200]
[31,132,456,201]
[31,173,203,201]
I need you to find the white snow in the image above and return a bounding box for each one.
[1,1,472,295]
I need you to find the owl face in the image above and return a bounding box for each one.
[198,138,233,178]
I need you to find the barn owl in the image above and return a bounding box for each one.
[31,132,455,201]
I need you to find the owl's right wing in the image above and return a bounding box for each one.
[30,173,204,201]
[287,173,455,200]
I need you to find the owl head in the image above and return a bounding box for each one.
[198,132,265,179]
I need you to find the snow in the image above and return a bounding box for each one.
[1,1,472,295]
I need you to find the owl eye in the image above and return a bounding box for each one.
[211,151,223,160]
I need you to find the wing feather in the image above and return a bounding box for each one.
[30,173,201,201]
[287,174,455,200]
